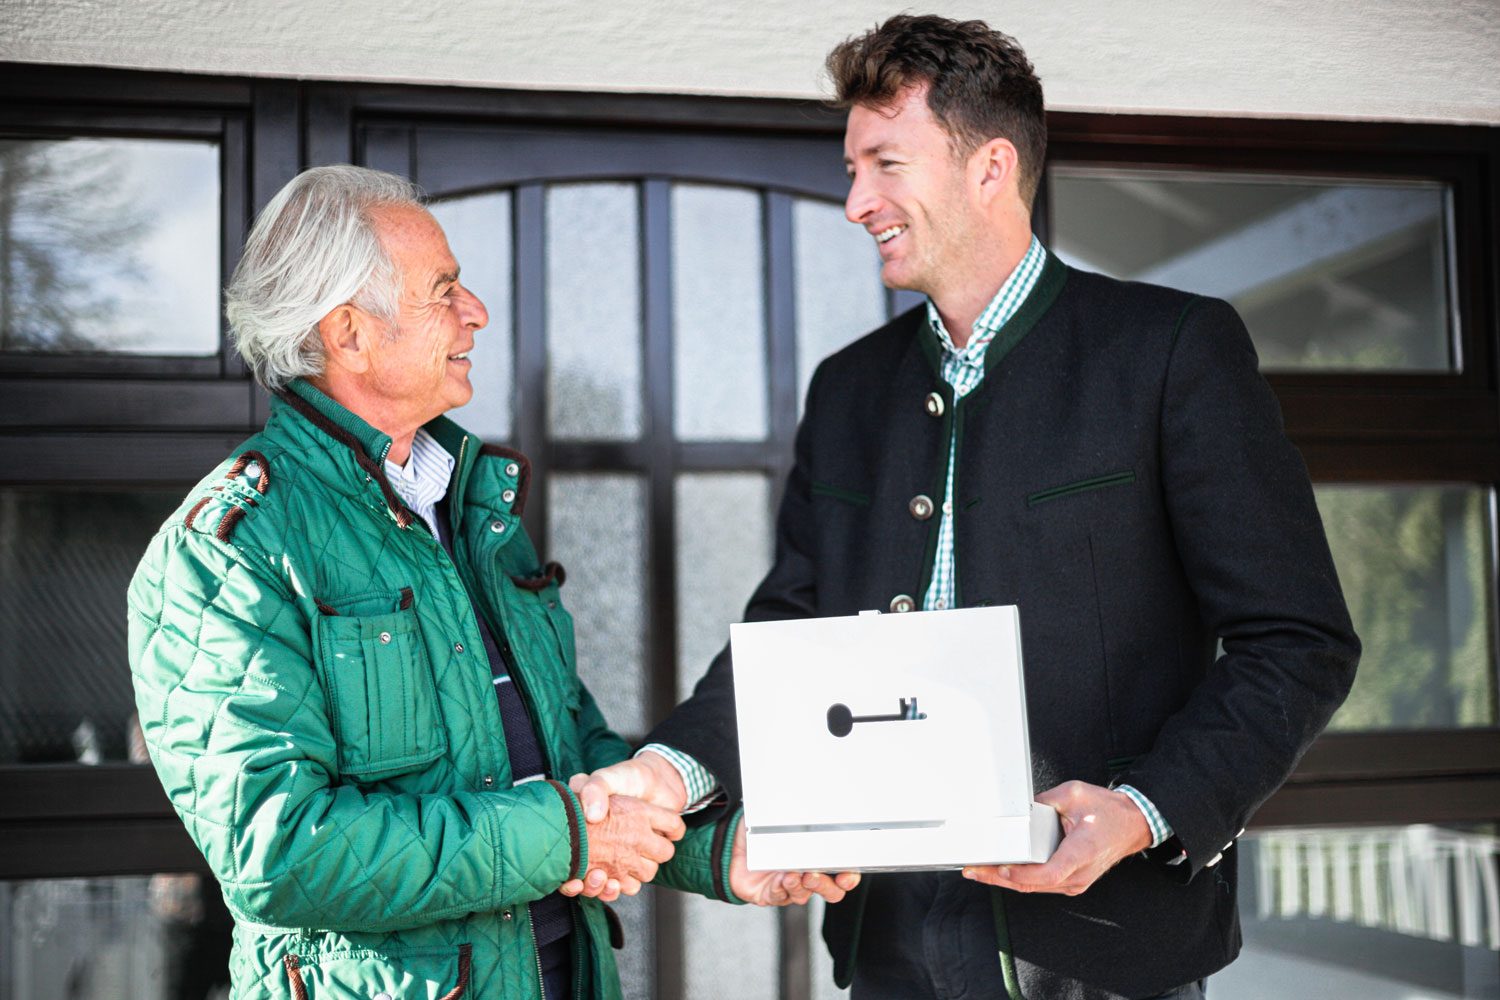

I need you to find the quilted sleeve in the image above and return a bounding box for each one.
[128,526,587,933]
[653,806,745,904]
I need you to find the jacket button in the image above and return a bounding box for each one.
[908,494,934,520]
[502,909,513,921]
[375,993,393,1000]
[482,775,495,788]
[505,461,520,477]
[501,488,517,504]
[454,642,464,653]
[924,392,944,417]
[378,631,392,644]
[490,520,506,534]
[889,594,915,613]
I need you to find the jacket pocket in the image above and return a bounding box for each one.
[1027,470,1136,507]
[313,599,448,782]
[283,943,470,999]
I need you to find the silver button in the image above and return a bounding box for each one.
[243,462,262,481]
[454,642,464,653]
[490,520,506,534]
[942,499,953,515]
[889,594,915,613]
[374,993,393,1000]
[505,461,520,477]
[378,631,392,645]
[501,909,513,921]
[924,392,945,418]
[908,494,934,520]
[482,774,495,788]
[501,488,517,504]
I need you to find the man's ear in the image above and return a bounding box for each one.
[972,137,1021,207]
[317,304,372,376]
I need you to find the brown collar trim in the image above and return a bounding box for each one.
[275,389,416,529]
[479,443,531,517]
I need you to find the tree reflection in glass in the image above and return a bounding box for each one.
[0,138,219,355]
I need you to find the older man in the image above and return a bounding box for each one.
[127,165,756,1000]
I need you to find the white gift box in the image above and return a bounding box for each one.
[731,605,1060,872]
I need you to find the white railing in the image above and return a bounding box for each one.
[1253,826,1500,950]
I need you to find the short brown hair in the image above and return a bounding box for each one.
[826,14,1047,206]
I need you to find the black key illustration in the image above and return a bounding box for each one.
[826,697,927,737]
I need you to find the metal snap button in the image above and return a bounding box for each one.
[908,494,934,520]
[490,520,506,534]
[924,392,944,417]
[889,594,915,613]
[482,774,495,788]
[501,909,513,921]
[505,462,520,477]
[501,488,517,504]
[374,993,393,1000]
[454,642,464,653]
[243,462,261,481]
[378,631,392,644]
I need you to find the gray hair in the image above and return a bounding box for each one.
[225,165,423,390]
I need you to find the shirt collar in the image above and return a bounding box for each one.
[384,427,455,518]
[927,236,1048,364]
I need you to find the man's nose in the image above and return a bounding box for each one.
[845,172,878,225]
[456,283,489,331]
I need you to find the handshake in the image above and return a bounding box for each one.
[558,751,860,906]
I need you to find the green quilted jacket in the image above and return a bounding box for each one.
[128,380,741,1000]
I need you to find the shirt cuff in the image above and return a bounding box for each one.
[1114,783,1172,849]
[636,744,722,814]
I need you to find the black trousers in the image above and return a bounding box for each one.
[848,872,1206,1000]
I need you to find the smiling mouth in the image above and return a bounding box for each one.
[874,225,906,244]
[447,352,471,362]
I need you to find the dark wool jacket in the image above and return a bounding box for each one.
[649,256,1360,999]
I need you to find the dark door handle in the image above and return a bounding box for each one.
[827,697,927,737]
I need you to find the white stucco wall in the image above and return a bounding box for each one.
[2,0,1497,125]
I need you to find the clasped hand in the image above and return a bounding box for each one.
[561,755,860,906]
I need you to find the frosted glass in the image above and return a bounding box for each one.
[546,183,643,440]
[682,894,779,1000]
[546,473,648,733]
[674,473,773,701]
[427,191,513,440]
[610,889,655,1000]
[672,183,767,440]
[0,138,219,355]
[792,198,886,412]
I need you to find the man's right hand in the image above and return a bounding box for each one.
[564,795,685,903]
[572,752,688,821]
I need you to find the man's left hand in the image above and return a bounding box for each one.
[728,820,861,907]
[961,780,1151,896]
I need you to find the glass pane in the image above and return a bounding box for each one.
[793,198,886,412]
[546,473,648,733]
[0,488,182,765]
[612,888,655,1000]
[428,191,513,440]
[683,895,779,1000]
[1316,485,1495,730]
[675,473,773,701]
[1212,826,1499,999]
[546,183,643,440]
[672,183,767,440]
[1,874,233,1000]
[1049,168,1454,371]
[0,138,220,355]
